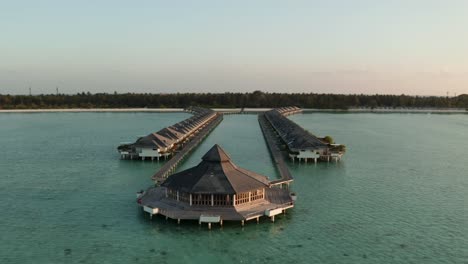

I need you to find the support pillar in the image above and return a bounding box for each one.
[177,219,180,225]
[211,194,214,206]
[314,158,317,164]
[208,223,211,230]
[271,215,275,222]
[220,220,223,227]
[241,220,244,227]
[189,194,192,206]
[256,217,260,224]
[177,191,179,202]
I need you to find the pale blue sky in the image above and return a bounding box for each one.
[1,1,467,95]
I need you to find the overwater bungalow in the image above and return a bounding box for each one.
[138,144,295,228]
[264,108,345,163]
[118,107,218,160]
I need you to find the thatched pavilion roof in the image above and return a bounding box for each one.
[162,144,270,194]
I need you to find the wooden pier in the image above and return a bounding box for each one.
[258,113,293,187]
[139,144,295,228]
[151,113,224,184]
[264,107,345,163]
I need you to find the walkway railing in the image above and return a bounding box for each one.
[152,113,223,184]
[258,113,293,186]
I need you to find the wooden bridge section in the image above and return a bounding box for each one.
[151,113,223,184]
[258,113,293,187]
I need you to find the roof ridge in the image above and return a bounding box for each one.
[220,160,241,193]
[234,164,270,186]
[221,161,269,192]
[189,163,211,193]
[202,144,231,162]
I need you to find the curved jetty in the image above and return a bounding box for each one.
[138,145,295,228]
[263,107,345,163]
[118,107,218,161]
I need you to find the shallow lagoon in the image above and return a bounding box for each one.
[0,112,467,263]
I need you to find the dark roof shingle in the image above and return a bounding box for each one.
[162,145,270,194]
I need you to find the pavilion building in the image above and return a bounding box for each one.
[138,144,295,228]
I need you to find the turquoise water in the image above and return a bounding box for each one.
[0,112,467,263]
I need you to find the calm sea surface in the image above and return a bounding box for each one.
[0,112,467,264]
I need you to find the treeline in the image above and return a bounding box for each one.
[0,91,467,109]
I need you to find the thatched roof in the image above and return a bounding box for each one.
[162,144,270,194]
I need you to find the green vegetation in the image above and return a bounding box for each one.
[323,136,334,144]
[330,144,346,153]
[0,91,467,109]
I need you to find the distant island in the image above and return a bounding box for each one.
[0,91,467,110]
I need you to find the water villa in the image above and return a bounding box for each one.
[138,144,295,228]
[263,107,345,163]
[118,107,218,160]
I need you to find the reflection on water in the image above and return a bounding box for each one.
[0,112,467,263]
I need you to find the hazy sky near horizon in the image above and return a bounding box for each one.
[1,1,467,95]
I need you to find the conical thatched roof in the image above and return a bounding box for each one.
[162,144,270,194]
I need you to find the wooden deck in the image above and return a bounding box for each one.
[139,187,293,222]
[152,113,224,184]
[258,114,293,186]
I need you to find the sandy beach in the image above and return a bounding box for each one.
[302,108,467,113]
[0,108,185,113]
[0,107,465,113]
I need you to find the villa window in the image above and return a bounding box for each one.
[251,189,264,201]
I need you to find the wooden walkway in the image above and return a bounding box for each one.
[152,113,223,184]
[258,113,293,186]
[140,186,293,222]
